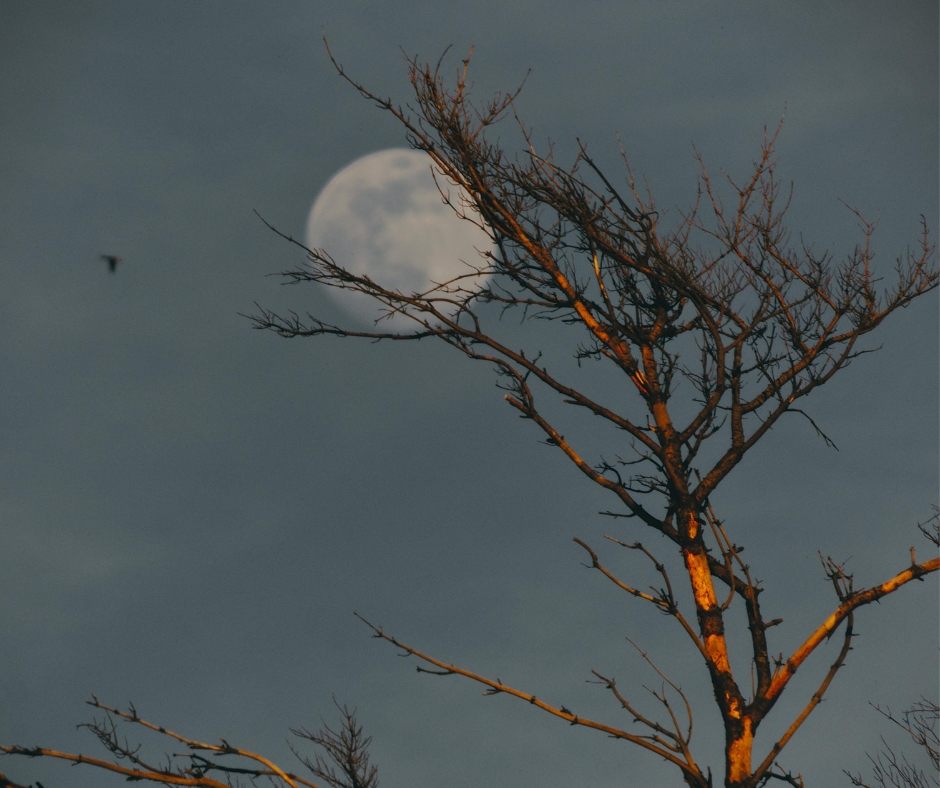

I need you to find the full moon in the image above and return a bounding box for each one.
[305,148,493,328]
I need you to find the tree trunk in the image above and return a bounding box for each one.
[725,718,754,788]
[680,509,754,788]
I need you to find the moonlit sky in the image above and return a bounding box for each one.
[1,4,937,788]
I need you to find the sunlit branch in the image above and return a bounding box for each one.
[353,614,708,785]
[752,613,855,785]
[764,554,939,706]
[0,745,233,788]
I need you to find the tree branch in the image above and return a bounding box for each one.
[354,613,709,785]
[763,556,939,707]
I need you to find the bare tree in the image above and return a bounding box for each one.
[1,697,377,788]
[846,697,940,788]
[246,46,939,788]
[3,46,937,788]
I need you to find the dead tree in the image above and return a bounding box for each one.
[247,47,938,788]
[3,47,937,788]
[1,697,377,788]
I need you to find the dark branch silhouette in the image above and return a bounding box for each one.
[845,698,939,788]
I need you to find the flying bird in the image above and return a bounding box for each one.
[100,254,122,273]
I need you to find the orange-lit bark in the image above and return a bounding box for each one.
[680,509,754,786]
[726,720,754,787]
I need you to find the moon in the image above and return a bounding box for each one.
[305,148,493,329]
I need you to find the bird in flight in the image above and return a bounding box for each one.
[100,254,122,273]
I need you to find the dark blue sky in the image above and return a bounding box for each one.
[1,3,937,787]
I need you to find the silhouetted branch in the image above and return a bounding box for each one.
[845,698,939,788]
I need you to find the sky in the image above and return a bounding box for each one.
[0,3,937,787]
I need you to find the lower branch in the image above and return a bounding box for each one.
[752,614,855,785]
[354,613,709,787]
[0,747,234,788]
[0,697,382,788]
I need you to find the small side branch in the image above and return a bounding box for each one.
[759,765,805,787]
[590,639,698,774]
[573,537,668,609]
[573,536,707,660]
